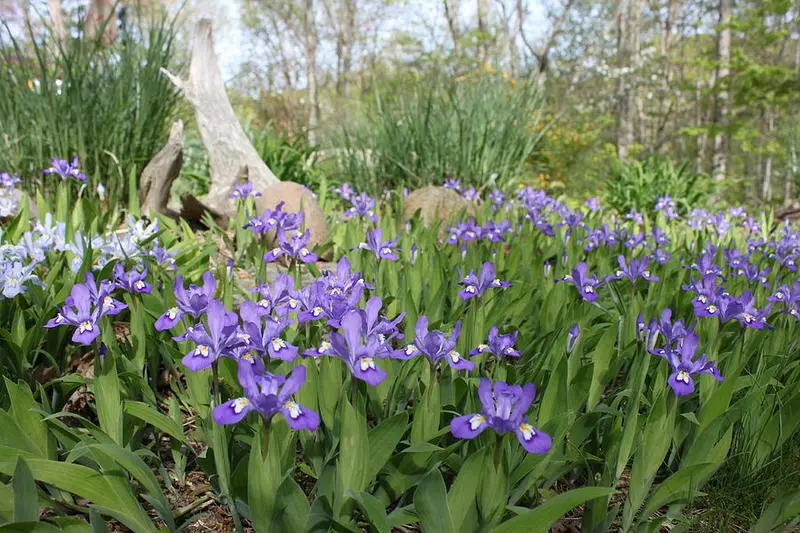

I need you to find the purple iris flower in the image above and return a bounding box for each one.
[451,378,552,454]
[447,218,483,244]
[410,243,419,263]
[457,261,510,300]
[296,281,359,326]
[652,227,669,247]
[402,316,473,371]
[781,254,797,272]
[556,262,602,302]
[643,308,694,356]
[462,186,480,202]
[743,216,760,235]
[264,229,318,264]
[354,228,399,260]
[626,209,644,225]
[482,220,513,242]
[0,172,21,188]
[686,254,723,278]
[654,195,679,219]
[683,274,723,317]
[488,188,506,212]
[768,281,800,320]
[583,229,605,252]
[559,211,585,232]
[654,332,723,396]
[43,157,87,181]
[734,291,772,330]
[343,193,378,222]
[213,364,319,431]
[149,241,176,269]
[688,208,712,230]
[251,274,302,316]
[734,263,770,287]
[624,231,647,249]
[470,326,521,358]
[332,182,355,201]
[444,178,462,192]
[699,293,743,322]
[228,181,263,199]
[604,226,622,247]
[567,323,580,353]
[712,212,732,236]
[525,209,555,237]
[304,298,399,359]
[44,273,127,345]
[517,186,547,208]
[0,260,40,298]
[239,300,298,361]
[317,256,371,297]
[113,263,151,294]
[724,249,748,271]
[652,248,671,265]
[768,283,797,305]
[607,255,659,284]
[355,296,406,358]
[585,197,601,212]
[182,299,243,372]
[326,310,390,386]
[728,206,746,218]
[245,202,304,235]
[155,271,217,331]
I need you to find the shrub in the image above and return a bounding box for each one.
[336,71,545,195]
[0,11,180,204]
[251,127,322,188]
[602,155,714,215]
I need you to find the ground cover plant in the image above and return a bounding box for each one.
[0,163,798,532]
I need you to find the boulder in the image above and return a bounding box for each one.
[256,181,331,259]
[402,186,474,226]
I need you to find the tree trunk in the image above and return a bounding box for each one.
[85,0,118,45]
[788,139,797,206]
[506,13,518,76]
[140,120,183,218]
[762,110,774,201]
[711,0,732,183]
[304,0,320,146]
[340,0,356,99]
[443,0,461,53]
[161,19,279,219]
[655,0,681,154]
[48,0,67,45]
[517,0,574,86]
[787,0,800,206]
[477,0,490,63]
[616,0,641,161]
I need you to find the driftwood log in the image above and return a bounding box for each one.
[161,18,279,220]
[139,120,183,218]
[777,202,800,223]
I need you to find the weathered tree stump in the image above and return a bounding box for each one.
[161,18,279,219]
[139,120,183,219]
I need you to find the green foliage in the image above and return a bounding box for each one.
[0,12,180,205]
[602,156,714,215]
[0,177,798,531]
[175,126,323,200]
[337,72,545,194]
[250,127,323,188]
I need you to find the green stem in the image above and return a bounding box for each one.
[261,417,272,460]
[493,434,503,471]
[211,362,220,407]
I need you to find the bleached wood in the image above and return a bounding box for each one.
[161,18,279,218]
[139,120,183,218]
